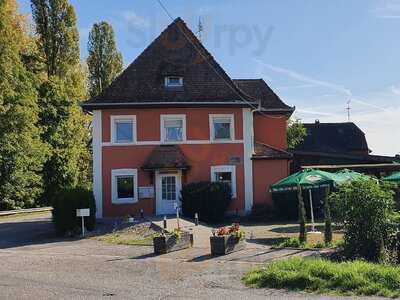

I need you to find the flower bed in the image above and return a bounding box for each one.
[210,223,246,255]
[153,229,193,254]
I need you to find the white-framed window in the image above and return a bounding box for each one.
[160,114,186,143]
[111,169,138,204]
[165,76,183,88]
[209,114,235,142]
[211,165,236,198]
[110,115,136,144]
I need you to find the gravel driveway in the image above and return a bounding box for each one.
[0,215,383,300]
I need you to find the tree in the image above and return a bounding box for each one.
[87,21,123,97]
[324,186,333,245]
[31,0,91,205]
[330,180,396,262]
[298,185,307,243]
[31,0,80,77]
[287,118,307,150]
[0,0,47,210]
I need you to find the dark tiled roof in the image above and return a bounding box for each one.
[83,18,292,112]
[142,145,189,170]
[233,79,293,111]
[86,18,251,106]
[294,122,370,154]
[252,142,292,160]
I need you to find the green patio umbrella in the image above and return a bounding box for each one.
[335,169,370,182]
[383,172,400,182]
[271,169,342,192]
[271,169,342,231]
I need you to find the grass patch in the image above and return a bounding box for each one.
[274,237,344,249]
[243,257,400,298]
[94,223,158,246]
[0,211,51,222]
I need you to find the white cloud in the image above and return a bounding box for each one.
[254,59,400,156]
[371,0,400,18]
[254,59,352,97]
[122,11,150,28]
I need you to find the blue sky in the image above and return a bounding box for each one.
[18,0,400,155]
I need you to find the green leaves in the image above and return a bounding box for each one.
[287,118,307,150]
[87,21,123,98]
[329,179,396,262]
[0,0,47,210]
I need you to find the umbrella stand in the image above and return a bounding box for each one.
[308,189,321,233]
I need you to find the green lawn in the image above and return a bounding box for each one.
[94,223,158,246]
[243,257,400,298]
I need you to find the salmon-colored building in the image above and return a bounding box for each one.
[82,18,294,218]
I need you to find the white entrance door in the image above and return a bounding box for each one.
[155,171,182,215]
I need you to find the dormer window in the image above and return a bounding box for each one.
[165,76,183,88]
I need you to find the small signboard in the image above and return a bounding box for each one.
[76,208,90,217]
[138,186,154,199]
[229,155,242,165]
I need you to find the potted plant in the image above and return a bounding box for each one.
[210,223,246,255]
[153,228,193,254]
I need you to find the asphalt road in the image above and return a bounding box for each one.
[0,215,384,300]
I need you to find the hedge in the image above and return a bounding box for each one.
[181,181,232,222]
[52,187,96,235]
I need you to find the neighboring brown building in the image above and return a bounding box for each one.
[292,121,400,177]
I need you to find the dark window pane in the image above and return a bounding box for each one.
[116,121,133,142]
[117,176,134,198]
[214,122,231,139]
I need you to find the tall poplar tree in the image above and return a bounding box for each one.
[0,0,46,210]
[87,21,123,97]
[31,0,91,205]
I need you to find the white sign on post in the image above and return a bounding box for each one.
[76,208,90,237]
[76,208,90,217]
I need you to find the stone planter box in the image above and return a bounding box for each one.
[210,235,246,255]
[153,231,193,254]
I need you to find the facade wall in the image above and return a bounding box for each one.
[252,159,290,207]
[254,114,287,149]
[100,107,246,217]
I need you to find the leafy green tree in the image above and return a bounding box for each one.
[330,179,396,262]
[31,0,91,205]
[324,187,333,245]
[287,118,307,150]
[31,0,80,77]
[0,0,47,210]
[87,21,123,97]
[298,185,307,243]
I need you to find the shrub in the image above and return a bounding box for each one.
[52,187,96,235]
[324,187,333,245]
[181,181,232,222]
[330,179,396,262]
[298,186,307,243]
[278,237,305,248]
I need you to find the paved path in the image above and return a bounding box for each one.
[0,215,381,299]
[149,216,326,265]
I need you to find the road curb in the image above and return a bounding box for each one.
[0,207,52,217]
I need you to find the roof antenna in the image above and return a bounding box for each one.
[196,17,203,42]
[346,99,351,122]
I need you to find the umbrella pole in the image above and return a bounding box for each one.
[309,189,316,232]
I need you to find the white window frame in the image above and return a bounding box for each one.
[111,169,138,204]
[160,114,187,143]
[211,165,237,198]
[209,114,235,142]
[110,115,137,145]
[164,76,183,87]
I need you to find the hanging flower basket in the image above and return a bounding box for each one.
[210,223,246,255]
